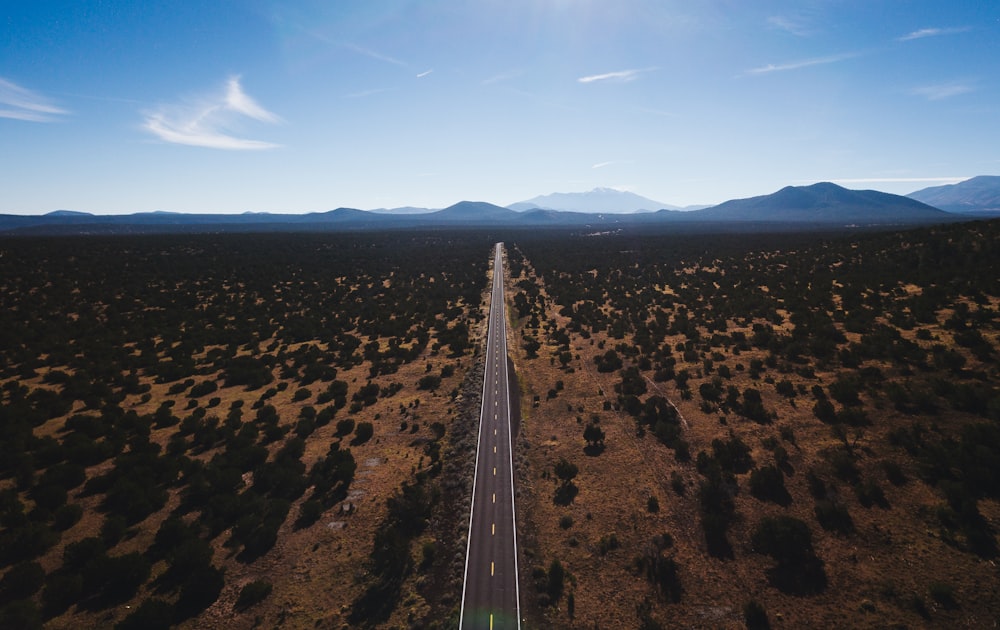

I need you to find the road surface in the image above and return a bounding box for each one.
[460,243,521,630]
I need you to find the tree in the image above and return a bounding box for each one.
[553,458,579,505]
[554,459,578,485]
[353,421,374,445]
[751,516,826,594]
[583,423,605,450]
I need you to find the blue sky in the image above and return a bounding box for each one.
[2,1,998,214]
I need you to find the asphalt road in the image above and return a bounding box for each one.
[460,243,521,630]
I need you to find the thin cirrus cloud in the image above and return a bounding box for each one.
[143,76,282,150]
[577,68,655,84]
[908,81,975,100]
[897,26,970,42]
[767,15,812,37]
[745,52,858,76]
[0,77,69,122]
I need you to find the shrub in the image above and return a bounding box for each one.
[335,418,355,437]
[751,516,826,594]
[744,600,771,629]
[234,579,273,612]
[353,422,374,445]
[115,598,174,630]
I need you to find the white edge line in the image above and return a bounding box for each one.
[458,243,497,628]
[498,243,523,628]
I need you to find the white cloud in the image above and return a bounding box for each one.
[767,15,811,37]
[0,77,69,122]
[909,81,974,100]
[897,26,970,42]
[416,69,433,78]
[482,69,523,85]
[345,87,392,99]
[578,68,654,84]
[745,52,858,75]
[343,43,406,67]
[592,161,615,169]
[143,76,282,150]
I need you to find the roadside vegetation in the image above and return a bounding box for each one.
[0,231,491,629]
[507,220,1000,628]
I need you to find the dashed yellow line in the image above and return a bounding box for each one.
[492,492,496,503]
[491,561,495,576]
[492,522,495,535]
[493,467,496,476]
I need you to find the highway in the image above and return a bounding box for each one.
[460,243,521,630]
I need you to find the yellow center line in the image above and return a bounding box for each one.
[490,613,494,630]
[494,445,497,453]
[493,466,496,475]
[492,492,496,503]
[491,561,495,576]
[492,522,495,535]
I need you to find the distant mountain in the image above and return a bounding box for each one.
[46,210,93,217]
[694,182,952,224]
[907,176,1000,215]
[428,201,520,223]
[0,182,970,235]
[369,206,434,215]
[508,188,681,213]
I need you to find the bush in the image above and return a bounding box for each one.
[0,561,45,603]
[417,374,442,391]
[234,579,273,612]
[928,581,957,610]
[175,565,224,619]
[744,599,771,629]
[814,500,854,535]
[52,503,84,531]
[114,598,174,630]
[189,380,218,398]
[335,418,355,437]
[751,516,826,594]
[353,421,374,445]
[749,465,791,506]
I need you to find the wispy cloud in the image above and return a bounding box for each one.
[909,81,975,100]
[745,52,858,76]
[345,87,392,99]
[578,68,655,84]
[343,43,406,67]
[143,76,282,150]
[767,15,811,37]
[897,26,970,42]
[0,77,69,122]
[592,161,615,169]
[416,69,433,78]
[482,69,523,86]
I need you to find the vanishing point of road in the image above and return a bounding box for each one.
[460,243,521,630]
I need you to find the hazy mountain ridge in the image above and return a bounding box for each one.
[907,176,1000,215]
[2,180,984,235]
[695,182,950,223]
[507,187,680,213]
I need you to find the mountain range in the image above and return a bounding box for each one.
[907,176,1000,215]
[506,187,705,213]
[3,178,997,235]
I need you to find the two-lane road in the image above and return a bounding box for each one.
[460,243,521,630]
